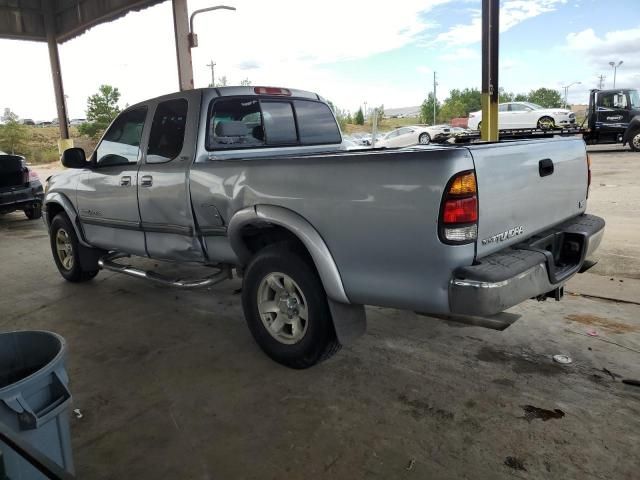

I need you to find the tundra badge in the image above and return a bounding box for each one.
[481,226,524,245]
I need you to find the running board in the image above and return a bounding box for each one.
[98,252,232,289]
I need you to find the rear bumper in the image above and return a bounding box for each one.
[449,214,605,316]
[0,183,43,213]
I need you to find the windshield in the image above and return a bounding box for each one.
[521,102,543,110]
[630,90,640,109]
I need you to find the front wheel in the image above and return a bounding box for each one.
[418,133,431,145]
[241,243,341,369]
[537,116,555,130]
[49,213,99,282]
[629,130,640,152]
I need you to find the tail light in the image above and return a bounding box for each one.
[439,170,478,244]
[586,153,591,198]
[29,170,39,182]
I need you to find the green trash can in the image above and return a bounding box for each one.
[0,331,74,479]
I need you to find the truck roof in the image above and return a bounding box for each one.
[126,86,324,111]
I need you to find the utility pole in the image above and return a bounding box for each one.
[206,59,216,86]
[363,101,368,118]
[481,0,499,141]
[433,71,437,125]
[596,74,606,89]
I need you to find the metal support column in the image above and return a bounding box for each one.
[44,2,70,142]
[172,0,194,91]
[481,0,499,141]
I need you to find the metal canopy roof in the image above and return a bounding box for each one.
[0,0,164,43]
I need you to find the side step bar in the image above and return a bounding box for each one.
[98,252,232,289]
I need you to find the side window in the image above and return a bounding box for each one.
[261,101,297,144]
[499,104,508,112]
[598,93,617,109]
[96,107,147,166]
[208,99,264,149]
[147,99,188,163]
[293,100,341,145]
[509,104,525,112]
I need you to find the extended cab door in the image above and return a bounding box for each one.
[137,92,204,262]
[76,106,148,255]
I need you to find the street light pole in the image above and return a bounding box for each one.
[609,61,623,88]
[561,81,581,108]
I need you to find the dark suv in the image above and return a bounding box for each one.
[0,154,43,220]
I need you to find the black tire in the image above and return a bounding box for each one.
[50,213,99,282]
[24,203,42,220]
[629,130,640,152]
[537,116,555,130]
[241,243,341,369]
[418,132,431,145]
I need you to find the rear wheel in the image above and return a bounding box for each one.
[24,203,42,220]
[537,116,555,130]
[629,130,640,152]
[50,213,99,282]
[241,243,341,369]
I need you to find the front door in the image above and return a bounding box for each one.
[76,106,149,255]
[596,91,630,137]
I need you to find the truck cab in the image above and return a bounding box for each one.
[586,88,640,150]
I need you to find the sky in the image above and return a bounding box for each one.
[0,0,638,120]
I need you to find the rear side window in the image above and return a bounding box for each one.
[147,99,188,163]
[208,99,265,149]
[294,100,341,145]
[206,97,341,150]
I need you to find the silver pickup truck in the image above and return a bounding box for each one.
[44,86,604,368]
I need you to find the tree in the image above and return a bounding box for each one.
[514,93,528,102]
[354,107,365,125]
[498,88,515,103]
[447,88,482,116]
[420,93,440,124]
[240,78,252,86]
[216,76,228,87]
[79,85,121,139]
[0,108,29,154]
[376,104,385,119]
[438,99,466,122]
[527,88,563,108]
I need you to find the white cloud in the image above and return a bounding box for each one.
[432,0,567,46]
[439,47,480,62]
[0,0,455,119]
[565,26,640,88]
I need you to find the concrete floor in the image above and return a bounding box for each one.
[2,147,639,479]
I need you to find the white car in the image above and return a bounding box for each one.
[467,102,576,131]
[377,125,450,148]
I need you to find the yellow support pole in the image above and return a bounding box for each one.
[481,0,499,141]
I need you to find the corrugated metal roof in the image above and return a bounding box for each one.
[0,0,164,43]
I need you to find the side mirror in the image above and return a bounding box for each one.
[61,148,88,169]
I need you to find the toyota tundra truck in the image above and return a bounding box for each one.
[43,86,604,368]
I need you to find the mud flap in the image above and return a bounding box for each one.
[327,299,366,345]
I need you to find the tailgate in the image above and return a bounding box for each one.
[0,154,25,189]
[469,137,588,258]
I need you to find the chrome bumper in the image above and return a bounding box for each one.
[449,214,605,316]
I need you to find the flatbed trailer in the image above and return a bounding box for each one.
[438,89,640,151]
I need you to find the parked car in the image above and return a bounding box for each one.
[19,119,35,126]
[468,102,576,131]
[35,120,52,127]
[0,154,43,219]
[69,118,86,126]
[44,86,603,369]
[377,124,450,147]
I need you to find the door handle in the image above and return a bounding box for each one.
[539,159,554,177]
[140,175,153,187]
[120,176,131,186]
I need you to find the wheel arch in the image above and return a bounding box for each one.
[44,192,91,247]
[622,115,640,145]
[228,205,349,304]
